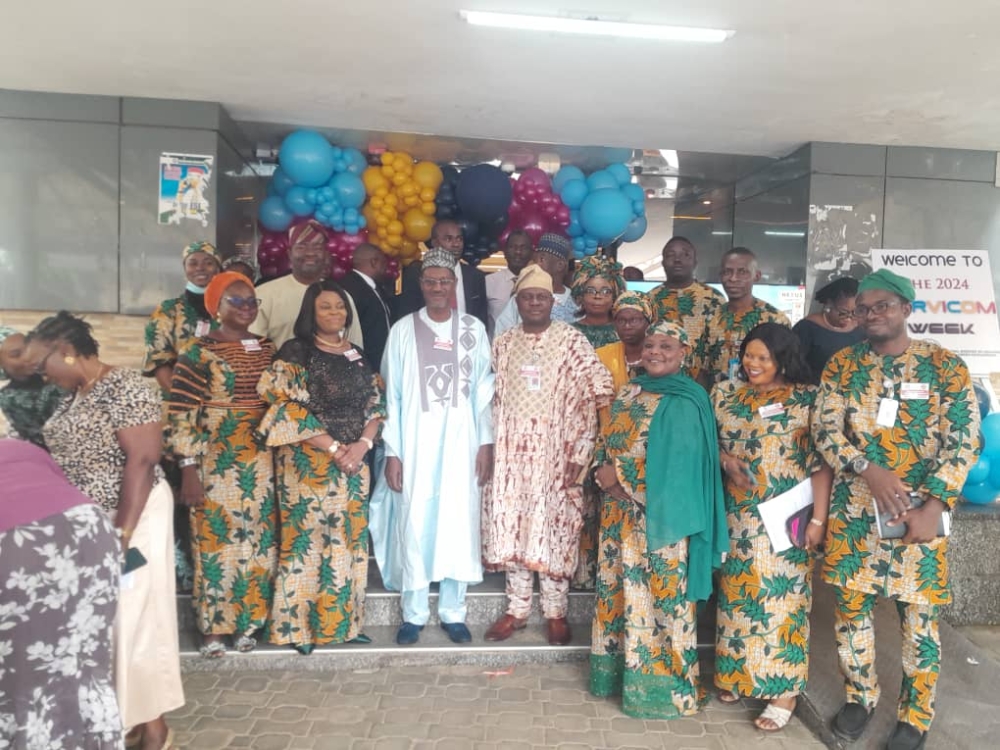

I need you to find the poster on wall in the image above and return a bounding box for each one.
[872,249,1000,363]
[806,204,881,300]
[158,153,213,226]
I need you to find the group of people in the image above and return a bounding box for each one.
[0,220,980,750]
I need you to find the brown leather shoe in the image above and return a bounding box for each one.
[546,617,572,646]
[484,614,527,642]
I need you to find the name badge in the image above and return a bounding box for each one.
[900,382,930,400]
[433,338,453,352]
[727,357,741,382]
[520,364,542,392]
[876,397,899,428]
[758,402,785,419]
[344,348,362,362]
[195,320,211,337]
[241,338,262,352]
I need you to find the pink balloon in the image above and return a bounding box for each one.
[519,167,551,192]
[386,259,400,281]
[498,227,512,246]
[555,205,571,223]
[521,212,546,245]
[508,198,525,224]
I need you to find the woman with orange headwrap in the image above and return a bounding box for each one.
[168,271,278,658]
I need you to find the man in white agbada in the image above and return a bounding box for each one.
[369,247,495,645]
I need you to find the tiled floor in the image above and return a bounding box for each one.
[167,662,824,749]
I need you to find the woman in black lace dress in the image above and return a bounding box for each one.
[257,280,385,653]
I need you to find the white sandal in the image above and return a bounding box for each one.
[755,702,794,732]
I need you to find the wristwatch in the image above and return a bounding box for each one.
[850,456,870,474]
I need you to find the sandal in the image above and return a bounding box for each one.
[124,727,143,748]
[198,641,226,659]
[755,701,795,732]
[159,728,175,750]
[717,690,741,704]
[234,634,257,653]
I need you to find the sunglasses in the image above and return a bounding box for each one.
[223,296,262,310]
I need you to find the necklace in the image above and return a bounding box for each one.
[314,332,348,349]
[75,364,109,401]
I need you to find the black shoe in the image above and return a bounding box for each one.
[440,622,472,643]
[832,702,875,741]
[886,722,927,750]
[396,622,423,645]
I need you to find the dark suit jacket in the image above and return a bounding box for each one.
[340,271,392,371]
[395,262,488,326]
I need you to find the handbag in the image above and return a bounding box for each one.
[785,504,815,549]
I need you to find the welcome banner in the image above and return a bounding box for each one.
[872,249,1000,358]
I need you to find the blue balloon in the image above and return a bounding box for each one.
[622,183,645,203]
[559,179,589,210]
[585,237,599,250]
[962,481,999,504]
[982,413,1000,453]
[332,219,345,233]
[606,163,632,186]
[552,165,586,195]
[306,189,318,204]
[333,158,347,173]
[633,201,646,217]
[567,215,584,238]
[579,188,633,241]
[345,222,359,235]
[457,164,513,222]
[278,130,336,188]
[586,170,619,192]
[358,215,367,229]
[271,166,295,197]
[342,148,368,175]
[266,182,279,198]
[344,208,359,223]
[573,248,586,260]
[320,187,334,203]
[329,172,366,210]
[974,382,992,419]
[967,455,992,485]
[258,195,294,232]
[572,237,586,253]
[284,186,315,217]
[621,215,648,243]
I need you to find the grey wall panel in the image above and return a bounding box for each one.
[735,145,810,202]
[887,147,996,182]
[733,175,810,285]
[214,135,262,264]
[118,126,218,315]
[883,177,1000,293]
[0,89,119,123]
[121,98,221,130]
[673,186,735,281]
[0,119,119,312]
[811,142,887,177]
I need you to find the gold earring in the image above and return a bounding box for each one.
[64,356,76,365]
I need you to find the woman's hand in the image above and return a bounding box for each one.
[804,519,826,552]
[385,457,404,492]
[334,441,368,475]
[179,464,205,507]
[594,464,630,501]
[720,452,754,491]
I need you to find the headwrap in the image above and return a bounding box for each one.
[421,247,458,272]
[0,326,17,380]
[630,371,728,602]
[571,254,625,302]
[513,264,553,294]
[222,256,259,281]
[645,320,689,346]
[204,271,255,317]
[288,219,329,248]
[612,291,653,322]
[536,233,572,261]
[182,241,220,264]
[857,268,916,302]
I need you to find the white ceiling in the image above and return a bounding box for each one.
[3,1,1000,158]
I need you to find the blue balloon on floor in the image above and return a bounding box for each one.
[967,456,991,485]
[258,196,294,232]
[962,481,999,504]
[974,382,992,419]
[981,413,1000,454]
[279,130,336,188]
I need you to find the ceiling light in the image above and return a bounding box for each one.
[711,231,732,236]
[764,230,806,237]
[702,200,712,205]
[458,10,735,42]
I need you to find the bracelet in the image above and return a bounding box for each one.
[809,518,825,527]
[359,436,374,452]
[117,528,133,541]
[178,457,197,468]
[327,440,341,455]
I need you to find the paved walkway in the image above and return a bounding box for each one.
[167,663,823,749]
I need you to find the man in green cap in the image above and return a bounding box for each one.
[812,268,981,750]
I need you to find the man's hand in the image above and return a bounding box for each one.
[385,456,404,492]
[860,464,912,522]
[901,497,946,544]
[476,444,494,488]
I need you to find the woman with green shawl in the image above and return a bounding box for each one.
[589,321,728,719]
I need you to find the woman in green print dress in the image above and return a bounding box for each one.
[711,322,832,731]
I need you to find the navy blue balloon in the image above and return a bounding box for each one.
[259,196,294,232]
[457,164,512,223]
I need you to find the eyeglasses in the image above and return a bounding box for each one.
[584,287,615,298]
[854,300,903,319]
[34,348,57,376]
[223,296,261,310]
[420,278,457,289]
[615,315,648,328]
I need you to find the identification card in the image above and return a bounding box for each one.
[876,397,899,427]
[727,358,741,382]
[433,338,453,352]
[241,338,262,352]
[344,348,362,362]
[900,382,930,400]
[758,402,785,419]
[520,364,542,391]
[120,572,136,591]
[195,320,211,337]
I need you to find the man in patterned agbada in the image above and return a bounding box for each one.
[812,268,980,750]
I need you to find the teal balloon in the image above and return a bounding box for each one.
[974,382,992,419]
[962,481,999,504]
[967,455,991,485]
[579,188,632,241]
[606,163,632,186]
[559,179,589,210]
[258,196,294,232]
[278,130,336,188]
[621,215,647,242]
[990,453,1000,488]
[567,212,583,238]
[572,237,586,253]
[342,148,368,175]
[622,183,645,203]
[330,172,366,209]
[552,165,585,194]
[284,186,315,217]
[586,170,619,192]
[271,167,295,196]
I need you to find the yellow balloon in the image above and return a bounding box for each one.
[389,220,404,235]
[362,166,388,194]
[413,161,444,190]
[419,188,436,202]
[395,153,413,171]
[375,214,389,227]
[403,208,434,242]
[370,196,384,209]
[375,186,388,199]
[404,195,420,208]
[387,235,403,249]
[382,164,395,177]
[384,193,398,207]
[399,183,417,198]
[381,152,395,165]
[391,172,407,187]
[421,202,437,215]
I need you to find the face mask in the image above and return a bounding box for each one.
[186,281,207,294]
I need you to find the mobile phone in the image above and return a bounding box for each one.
[122,547,148,575]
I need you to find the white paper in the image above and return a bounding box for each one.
[758,478,814,553]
